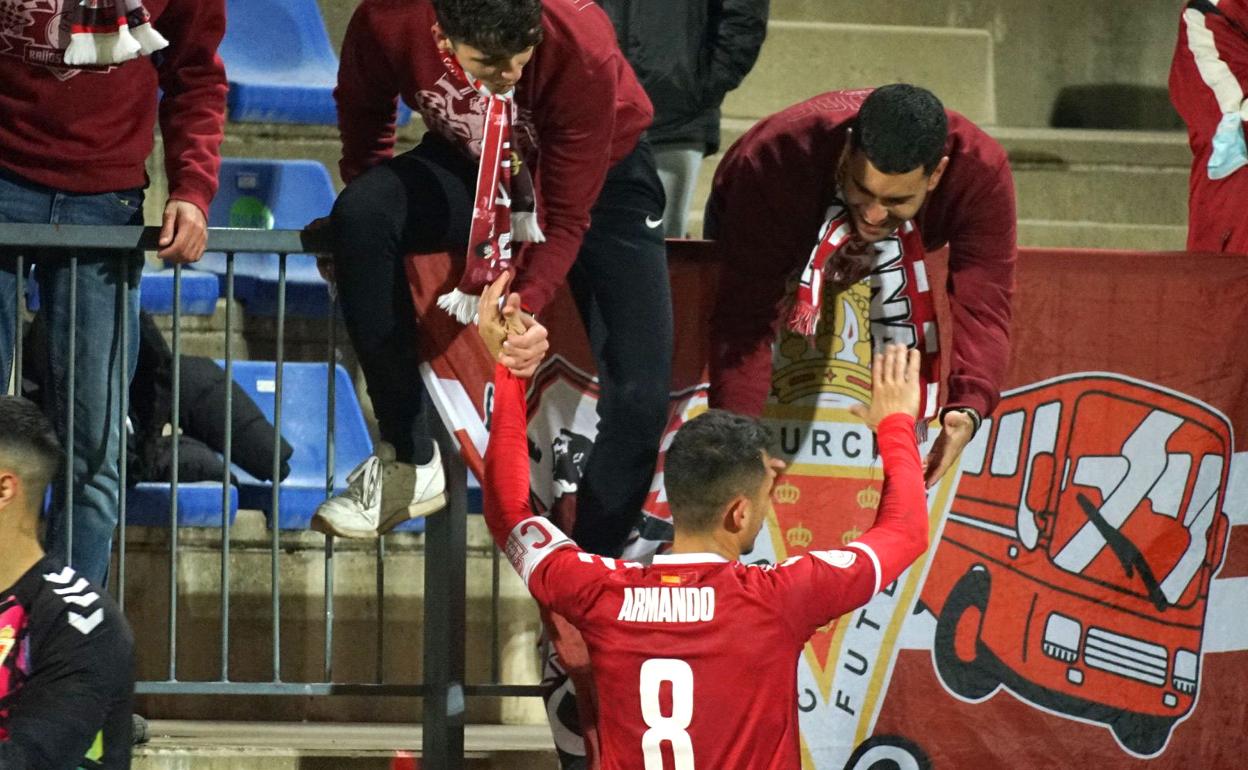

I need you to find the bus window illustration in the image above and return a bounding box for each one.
[919,375,1231,757]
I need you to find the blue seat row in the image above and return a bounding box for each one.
[221,0,411,127]
[24,265,220,316]
[122,361,486,532]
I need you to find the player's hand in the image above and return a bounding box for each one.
[849,343,920,429]
[923,410,975,488]
[157,199,208,264]
[306,217,336,283]
[478,273,548,378]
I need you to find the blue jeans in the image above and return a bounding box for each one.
[0,170,144,586]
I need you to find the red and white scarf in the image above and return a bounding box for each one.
[63,0,168,67]
[789,195,942,433]
[434,34,545,325]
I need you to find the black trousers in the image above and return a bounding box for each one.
[331,134,673,556]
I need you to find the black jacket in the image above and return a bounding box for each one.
[600,0,769,154]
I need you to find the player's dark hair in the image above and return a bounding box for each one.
[852,84,949,174]
[0,396,62,506]
[665,410,773,533]
[433,0,544,58]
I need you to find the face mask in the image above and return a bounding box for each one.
[1207,111,1248,181]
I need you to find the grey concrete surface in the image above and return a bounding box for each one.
[133,720,555,769]
[723,21,996,126]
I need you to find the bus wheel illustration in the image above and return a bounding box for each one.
[1111,712,1174,757]
[933,568,999,700]
[844,735,931,770]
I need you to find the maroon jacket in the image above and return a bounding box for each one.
[706,89,1017,419]
[0,0,227,215]
[335,0,654,313]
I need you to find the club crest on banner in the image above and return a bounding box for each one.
[744,278,961,768]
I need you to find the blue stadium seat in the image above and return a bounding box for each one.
[221,361,428,532]
[138,268,220,315]
[220,0,411,126]
[201,158,336,317]
[126,481,239,527]
[24,264,220,316]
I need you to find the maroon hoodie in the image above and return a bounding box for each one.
[335,0,654,314]
[706,89,1017,420]
[0,0,227,215]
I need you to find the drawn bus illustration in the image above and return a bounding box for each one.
[919,374,1232,756]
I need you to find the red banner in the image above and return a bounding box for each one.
[407,245,1248,768]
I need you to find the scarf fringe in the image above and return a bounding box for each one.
[130,22,169,55]
[64,29,143,66]
[787,302,820,337]
[512,211,546,243]
[437,288,481,326]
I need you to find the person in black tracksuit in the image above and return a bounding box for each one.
[600,0,770,238]
[0,398,134,770]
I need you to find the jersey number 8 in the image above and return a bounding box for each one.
[640,658,695,769]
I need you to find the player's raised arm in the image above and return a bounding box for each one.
[478,273,548,548]
[847,344,931,590]
[774,344,931,640]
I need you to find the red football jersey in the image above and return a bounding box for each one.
[485,366,928,769]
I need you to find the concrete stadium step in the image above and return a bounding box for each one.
[1017,220,1186,251]
[1010,164,1187,227]
[134,721,555,769]
[989,127,1191,168]
[998,127,1190,227]
[128,512,547,726]
[766,1,1179,128]
[723,20,996,126]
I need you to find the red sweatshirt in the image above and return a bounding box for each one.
[0,0,227,215]
[335,0,654,313]
[483,362,928,769]
[706,89,1017,420]
[1170,0,1248,254]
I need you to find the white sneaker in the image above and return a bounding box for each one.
[377,441,446,533]
[310,442,446,538]
[310,454,382,538]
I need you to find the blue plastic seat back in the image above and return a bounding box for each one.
[220,0,337,78]
[209,158,336,232]
[127,482,239,527]
[224,361,377,529]
[200,158,337,316]
[219,0,410,125]
[220,0,339,124]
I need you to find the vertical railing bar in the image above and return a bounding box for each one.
[12,256,23,395]
[323,294,337,682]
[221,252,235,682]
[168,263,182,681]
[117,260,129,612]
[376,536,386,684]
[491,546,501,683]
[66,257,77,565]
[423,421,468,766]
[271,252,287,683]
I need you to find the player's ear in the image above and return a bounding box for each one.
[723,496,750,534]
[0,470,18,512]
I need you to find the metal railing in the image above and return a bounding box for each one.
[0,223,541,768]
